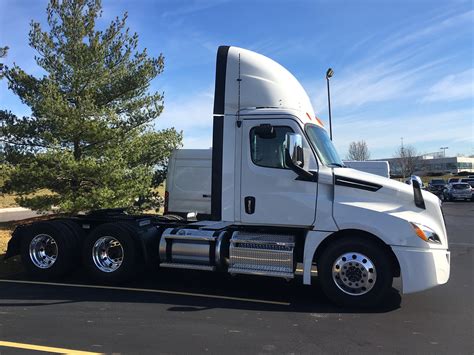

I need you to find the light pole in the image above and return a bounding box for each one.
[326,68,334,140]
[440,147,448,158]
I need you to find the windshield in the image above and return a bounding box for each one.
[431,180,445,184]
[305,124,344,167]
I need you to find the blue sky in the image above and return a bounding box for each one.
[1,0,472,158]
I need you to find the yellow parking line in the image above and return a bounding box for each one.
[0,340,102,354]
[0,279,290,306]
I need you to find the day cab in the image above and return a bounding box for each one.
[6,46,450,307]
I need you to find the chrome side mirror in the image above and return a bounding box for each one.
[285,133,304,168]
[284,133,315,181]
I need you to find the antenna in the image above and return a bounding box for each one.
[326,68,334,140]
[236,53,242,128]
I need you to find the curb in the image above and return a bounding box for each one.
[0,207,32,213]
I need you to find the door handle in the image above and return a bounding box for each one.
[202,194,211,198]
[244,196,255,214]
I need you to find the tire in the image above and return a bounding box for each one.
[317,236,393,308]
[82,222,138,284]
[20,221,76,278]
[57,219,85,245]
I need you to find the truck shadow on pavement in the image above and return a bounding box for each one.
[0,267,401,314]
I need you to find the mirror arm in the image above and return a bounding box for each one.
[285,151,317,182]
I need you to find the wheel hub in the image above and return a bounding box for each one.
[29,234,58,269]
[92,236,124,273]
[332,252,377,296]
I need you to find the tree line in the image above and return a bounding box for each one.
[346,139,421,178]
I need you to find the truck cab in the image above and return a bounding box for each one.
[208,46,450,303]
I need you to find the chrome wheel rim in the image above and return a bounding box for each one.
[92,236,124,273]
[332,252,377,296]
[29,234,58,269]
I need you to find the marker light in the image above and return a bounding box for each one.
[306,113,325,127]
[410,222,441,244]
[314,116,325,127]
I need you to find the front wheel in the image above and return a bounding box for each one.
[317,237,393,308]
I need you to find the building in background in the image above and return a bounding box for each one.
[380,156,474,176]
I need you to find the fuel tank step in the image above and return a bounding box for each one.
[228,231,295,279]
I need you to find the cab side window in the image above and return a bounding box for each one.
[249,126,293,169]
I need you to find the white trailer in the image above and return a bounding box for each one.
[165,149,212,218]
[6,46,450,307]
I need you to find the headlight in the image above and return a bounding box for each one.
[410,222,441,244]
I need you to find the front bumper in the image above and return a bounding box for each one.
[392,246,450,294]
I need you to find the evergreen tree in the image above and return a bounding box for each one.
[1,0,182,213]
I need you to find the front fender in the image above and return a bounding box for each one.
[333,202,426,248]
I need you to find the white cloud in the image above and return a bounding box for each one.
[310,10,473,114]
[332,108,473,158]
[161,0,229,18]
[311,57,446,113]
[154,89,214,149]
[382,10,474,53]
[421,68,474,102]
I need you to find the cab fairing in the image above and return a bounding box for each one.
[222,46,315,126]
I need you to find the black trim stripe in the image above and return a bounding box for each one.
[211,116,224,220]
[335,175,382,192]
[211,46,230,221]
[210,46,230,221]
[213,45,230,115]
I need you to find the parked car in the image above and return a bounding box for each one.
[428,179,446,196]
[442,182,472,201]
[460,179,474,200]
[447,178,460,184]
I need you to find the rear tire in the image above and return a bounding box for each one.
[82,222,138,284]
[317,236,393,308]
[20,221,77,279]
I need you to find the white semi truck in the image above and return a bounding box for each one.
[5,46,450,307]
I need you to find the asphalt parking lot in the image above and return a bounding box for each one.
[0,202,472,354]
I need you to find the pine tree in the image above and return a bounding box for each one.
[1,0,182,213]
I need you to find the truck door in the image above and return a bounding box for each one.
[240,118,318,226]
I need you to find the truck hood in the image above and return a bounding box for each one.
[332,168,447,248]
